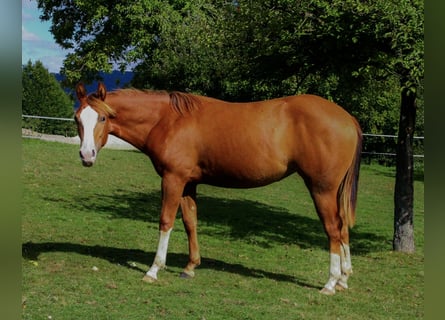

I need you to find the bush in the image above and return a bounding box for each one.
[22,60,76,136]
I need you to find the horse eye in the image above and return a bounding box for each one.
[99,116,106,122]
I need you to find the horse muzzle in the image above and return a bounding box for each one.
[81,159,94,167]
[79,149,96,167]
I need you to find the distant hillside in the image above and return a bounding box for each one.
[53,71,134,109]
[54,70,134,94]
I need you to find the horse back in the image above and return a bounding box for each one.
[191,95,358,187]
[149,93,360,189]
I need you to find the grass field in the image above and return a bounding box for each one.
[22,138,424,319]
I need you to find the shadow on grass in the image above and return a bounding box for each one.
[43,189,388,255]
[22,241,319,290]
[27,188,389,289]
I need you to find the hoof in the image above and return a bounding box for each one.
[142,275,157,283]
[179,270,195,279]
[320,287,336,295]
[335,284,346,291]
[335,282,348,291]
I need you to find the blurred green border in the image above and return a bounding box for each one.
[0,1,21,319]
[4,1,434,318]
[425,1,442,318]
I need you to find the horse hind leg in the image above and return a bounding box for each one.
[336,224,353,291]
[311,190,344,295]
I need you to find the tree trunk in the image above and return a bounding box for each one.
[393,87,416,253]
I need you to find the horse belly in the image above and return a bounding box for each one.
[196,103,295,188]
[199,152,292,188]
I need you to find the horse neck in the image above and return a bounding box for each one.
[107,93,169,150]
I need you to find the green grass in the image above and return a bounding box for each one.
[22,139,424,319]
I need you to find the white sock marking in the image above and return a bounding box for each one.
[146,228,173,280]
[341,243,352,273]
[324,253,341,292]
[338,243,352,289]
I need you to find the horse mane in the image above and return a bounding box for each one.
[88,88,200,117]
[169,91,201,115]
[87,96,117,118]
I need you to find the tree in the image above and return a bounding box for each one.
[384,1,423,252]
[37,0,423,251]
[281,0,424,252]
[22,60,75,136]
[131,0,228,95]
[36,0,218,88]
[233,0,423,252]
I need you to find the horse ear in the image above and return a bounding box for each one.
[97,82,107,101]
[76,82,87,101]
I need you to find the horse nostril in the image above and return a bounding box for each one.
[79,149,96,162]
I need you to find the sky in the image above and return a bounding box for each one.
[22,0,71,73]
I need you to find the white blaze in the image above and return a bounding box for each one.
[79,106,99,161]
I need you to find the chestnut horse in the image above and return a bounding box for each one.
[74,82,362,295]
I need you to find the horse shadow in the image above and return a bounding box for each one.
[28,187,389,287]
[21,241,318,289]
[41,188,388,255]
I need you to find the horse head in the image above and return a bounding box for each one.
[74,82,115,167]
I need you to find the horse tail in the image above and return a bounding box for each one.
[338,118,362,228]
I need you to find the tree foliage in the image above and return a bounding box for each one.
[36,0,423,251]
[36,0,423,133]
[22,60,76,136]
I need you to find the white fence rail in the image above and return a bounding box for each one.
[361,133,424,159]
[22,115,424,159]
[22,114,75,122]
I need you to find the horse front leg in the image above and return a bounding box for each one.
[143,174,184,283]
[180,183,201,278]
